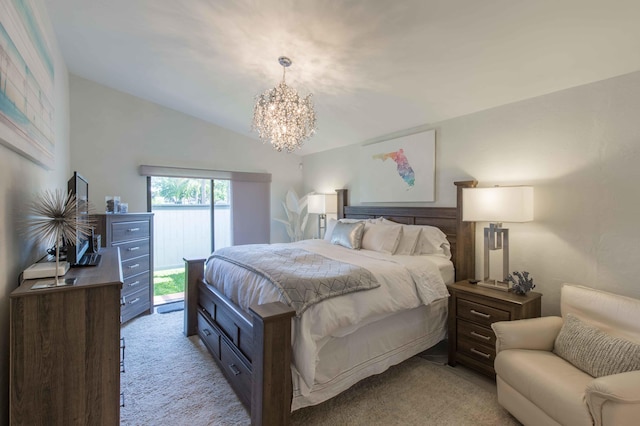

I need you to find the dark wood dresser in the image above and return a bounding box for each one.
[94,213,154,323]
[10,247,123,425]
[447,280,542,377]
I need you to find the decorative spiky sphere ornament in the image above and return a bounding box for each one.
[23,189,94,285]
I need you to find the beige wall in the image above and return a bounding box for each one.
[0,1,70,424]
[303,70,640,316]
[69,75,304,244]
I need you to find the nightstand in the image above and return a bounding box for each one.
[447,280,542,377]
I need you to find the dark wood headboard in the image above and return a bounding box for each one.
[336,180,477,282]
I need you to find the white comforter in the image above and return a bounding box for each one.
[204,239,450,394]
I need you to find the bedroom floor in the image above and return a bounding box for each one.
[418,339,500,395]
[120,311,519,425]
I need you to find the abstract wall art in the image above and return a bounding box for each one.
[0,0,55,169]
[360,129,435,202]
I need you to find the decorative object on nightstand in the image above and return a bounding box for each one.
[462,185,534,291]
[505,271,535,295]
[447,280,542,377]
[23,189,93,286]
[308,193,338,239]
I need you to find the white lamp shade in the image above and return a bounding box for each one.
[308,194,337,214]
[463,186,534,223]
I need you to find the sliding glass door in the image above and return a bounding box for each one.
[150,177,231,305]
[141,164,271,307]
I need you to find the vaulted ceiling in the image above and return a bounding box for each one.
[45,0,640,155]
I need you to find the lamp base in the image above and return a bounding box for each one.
[477,280,509,292]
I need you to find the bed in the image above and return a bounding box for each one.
[184,180,477,425]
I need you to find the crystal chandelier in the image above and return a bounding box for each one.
[252,56,317,153]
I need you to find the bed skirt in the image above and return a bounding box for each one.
[292,298,448,410]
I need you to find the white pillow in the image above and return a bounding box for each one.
[394,226,422,255]
[380,218,423,256]
[415,225,451,258]
[361,222,403,254]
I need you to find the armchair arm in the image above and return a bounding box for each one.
[586,370,640,426]
[492,316,563,353]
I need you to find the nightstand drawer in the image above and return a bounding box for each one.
[457,298,510,326]
[457,336,496,366]
[448,280,542,378]
[457,319,496,347]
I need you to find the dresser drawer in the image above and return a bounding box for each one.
[457,319,496,347]
[122,255,150,279]
[457,336,496,366]
[457,298,510,326]
[121,286,150,323]
[198,312,221,359]
[122,271,150,297]
[220,339,251,408]
[113,238,150,262]
[111,220,150,243]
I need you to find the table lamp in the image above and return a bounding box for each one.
[308,194,338,239]
[462,186,534,290]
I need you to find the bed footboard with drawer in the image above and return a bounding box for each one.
[184,258,295,425]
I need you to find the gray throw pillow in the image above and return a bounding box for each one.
[553,313,640,377]
[331,221,365,249]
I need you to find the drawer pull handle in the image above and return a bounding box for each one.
[127,228,140,232]
[229,364,241,376]
[127,247,140,252]
[470,331,491,341]
[128,264,140,269]
[120,298,125,307]
[128,280,141,287]
[470,348,491,359]
[470,309,491,319]
[203,329,212,337]
[128,297,140,305]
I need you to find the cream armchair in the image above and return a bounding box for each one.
[492,284,640,426]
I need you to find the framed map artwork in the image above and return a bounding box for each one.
[360,129,435,202]
[0,0,55,169]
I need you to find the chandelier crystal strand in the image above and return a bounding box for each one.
[252,57,316,153]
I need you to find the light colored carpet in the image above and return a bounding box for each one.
[121,311,519,425]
